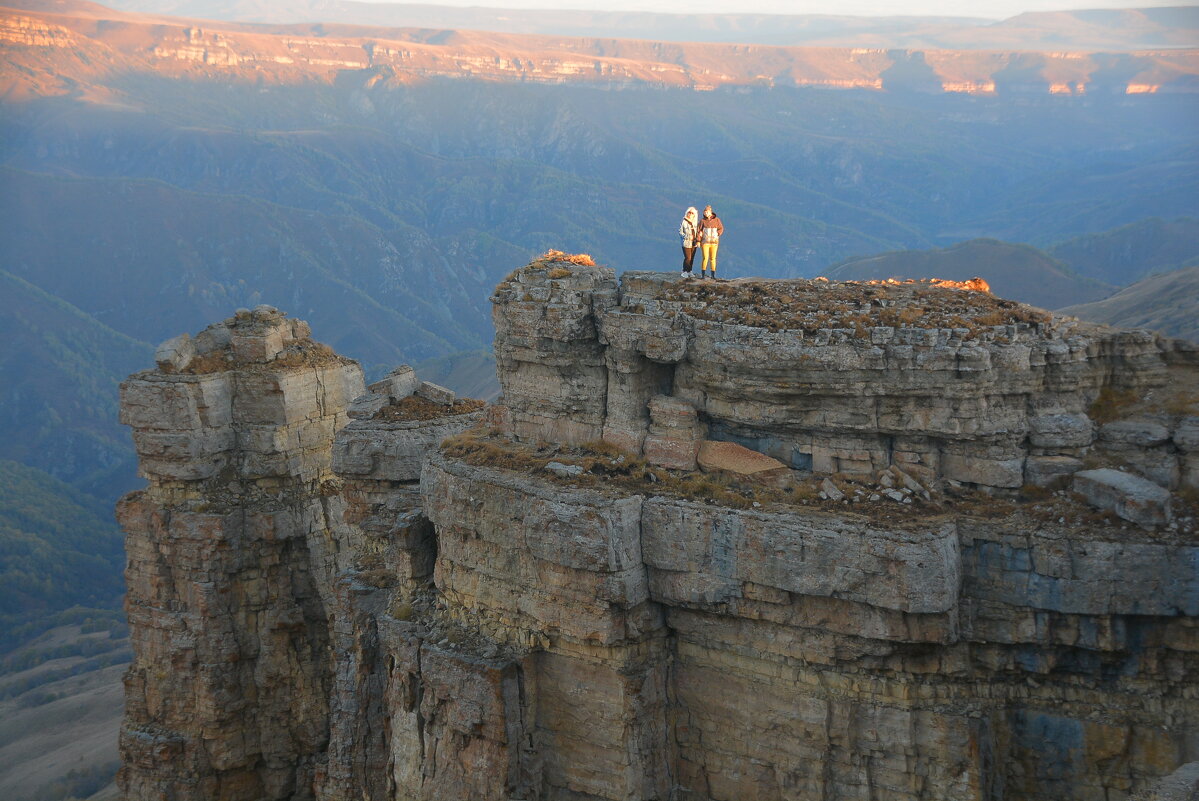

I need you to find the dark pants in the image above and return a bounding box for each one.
[682,246,696,272]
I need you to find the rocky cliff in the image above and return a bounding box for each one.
[118,261,1199,800]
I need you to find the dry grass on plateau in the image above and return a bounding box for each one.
[374,395,485,422]
[441,430,953,526]
[442,429,780,509]
[662,277,1050,338]
[503,251,597,282]
[169,341,351,375]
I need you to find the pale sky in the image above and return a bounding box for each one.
[353,1,1183,20]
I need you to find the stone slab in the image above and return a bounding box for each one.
[941,453,1025,488]
[698,440,787,477]
[1072,468,1172,528]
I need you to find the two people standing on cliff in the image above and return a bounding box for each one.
[679,204,724,280]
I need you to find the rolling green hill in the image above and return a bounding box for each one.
[1048,217,1199,286]
[0,167,487,370]
[0,460,126,650]
[1058,264,1199,343]
[0,269,150,499]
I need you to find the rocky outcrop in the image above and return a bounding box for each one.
[491,265,1196,498]
[119,267,1199,801]
[118,306,364,800]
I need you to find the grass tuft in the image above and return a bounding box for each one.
[1088,386,1139,424]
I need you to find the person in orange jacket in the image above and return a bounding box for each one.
[697,204,724,279]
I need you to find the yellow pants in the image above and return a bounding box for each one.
[701,242,719,273]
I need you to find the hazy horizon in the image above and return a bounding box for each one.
[348,0,1194,21]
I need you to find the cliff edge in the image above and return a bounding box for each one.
[117,263,1199,800]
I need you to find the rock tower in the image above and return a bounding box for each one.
[118,263,1199,800]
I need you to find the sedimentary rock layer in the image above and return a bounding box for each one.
[492,264,1196,496]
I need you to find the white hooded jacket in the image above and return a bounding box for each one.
[678,207,699,247]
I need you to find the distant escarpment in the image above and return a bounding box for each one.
[3,1,1198,98]
[118,261,1198,800]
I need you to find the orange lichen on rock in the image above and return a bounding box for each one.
[537,250,596,267]
[818,276,990,293]
[931,277,990,292]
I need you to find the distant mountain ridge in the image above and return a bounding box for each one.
[0,459,126,648]
[822,217,1199,311]
[1048,217,1199,285]
[822,238,1118,310]
[87,0,1199,51]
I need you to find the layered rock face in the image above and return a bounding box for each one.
[120,269,1199,801]
[118,307,366,799]
[493,266,1195,493]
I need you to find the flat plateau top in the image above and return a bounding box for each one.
[654,274,1053,336]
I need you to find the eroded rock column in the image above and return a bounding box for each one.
[118,308,363,801]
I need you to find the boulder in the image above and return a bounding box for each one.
[643,395,704,471]
[1072,468,1172,528]
[941,453,1025,488]
[820,477,845,501]
[347,392,389,420]
[1174,417,1199,452]
[368,365,420,401]
[193,323,232,356]
[416,380,456,405]
[155,334,195,372]
[545,461,585,479]
[230,325,286,362]
[1185,453,1199,491]
[1130,762,1199,801]
[885,465,924,493]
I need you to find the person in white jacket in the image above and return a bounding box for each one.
[678,206,699,278]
